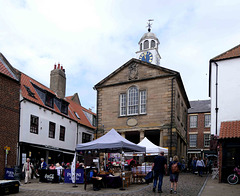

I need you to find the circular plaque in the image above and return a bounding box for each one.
[127,118,138,126]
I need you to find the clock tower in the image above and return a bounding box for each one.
[136,20,161,65]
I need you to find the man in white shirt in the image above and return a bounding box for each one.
[22,158,33,184]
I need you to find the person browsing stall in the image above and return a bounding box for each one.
[169,155,181,194]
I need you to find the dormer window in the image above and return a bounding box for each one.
[24,85,36,98]
[61,100,68,115]
[144,40,149,49]
[151,40,155,48]
[74,112,80,119]
[140,43,142,50]
[45,93,54,108]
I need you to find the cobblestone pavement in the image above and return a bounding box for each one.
[11,173,207,196]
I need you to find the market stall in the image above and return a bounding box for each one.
[124,137,168,178]
[75,129,146,189]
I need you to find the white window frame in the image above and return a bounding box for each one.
[190,115,198,128]
[120,93,126,116]
[204,134,211,147]
[204,114,211,127]
[189,134,197,147]
[127,86,139,115]
[140,90,146,114]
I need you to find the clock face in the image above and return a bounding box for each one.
[139,52,153,63]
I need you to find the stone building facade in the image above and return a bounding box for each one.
[94,58,190,159]
[0,53,20,179]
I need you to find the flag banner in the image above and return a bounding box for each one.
[64,169,84,183]
[71,152,76,183]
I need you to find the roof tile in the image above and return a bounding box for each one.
[219,121,240,139]
[0,58,17,80]
[212,44,240,61]
[20,72,95,130]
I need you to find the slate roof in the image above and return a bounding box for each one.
[219,121,240,139]
[20,72,96,130]
[0,53,18,81]
[188,100,211,114]
[211,44,240,61]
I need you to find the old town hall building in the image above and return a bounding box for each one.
[94,26,190,159]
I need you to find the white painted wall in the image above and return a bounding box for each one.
[210,58,240,135]
[77,125,94,145]
[20,100,77,151]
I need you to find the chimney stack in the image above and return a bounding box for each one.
[50,63,66,99]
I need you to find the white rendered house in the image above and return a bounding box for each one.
[18,65,96,166]
[209,44,240,136]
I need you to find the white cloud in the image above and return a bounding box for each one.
[1,0,240,110]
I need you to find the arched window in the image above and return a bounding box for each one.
[128,86,139,115]
[151,40,155,48]
[144,40,149,49]
[140,43,142,50]
[119,87,147,116]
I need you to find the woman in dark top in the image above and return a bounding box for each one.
[169,155,181,194]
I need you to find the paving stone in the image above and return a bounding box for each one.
[12,173,207,196]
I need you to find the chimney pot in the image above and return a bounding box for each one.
[63,69,65,72]
[61,66,63,70]
[54,64,56,69]
[58,63,60,69]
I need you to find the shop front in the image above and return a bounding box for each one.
[19,142,75,169]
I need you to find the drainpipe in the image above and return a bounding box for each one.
[170,76,175,159]
[96,89,99,139]
[213,62,219,135]
[17,98,25,166]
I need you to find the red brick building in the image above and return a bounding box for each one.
[0,53,20,179]
[187,100,211,159]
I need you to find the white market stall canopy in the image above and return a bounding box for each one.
[124,137,168,156]
[75,128,146,153]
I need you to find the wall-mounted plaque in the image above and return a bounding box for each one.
[127,118,138,126]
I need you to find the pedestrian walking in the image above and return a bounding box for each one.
[152,151,167,193]
[169,155,181,194]
[192,157,197,174]
[22,158,33,184]
[196,157,205,177]
[55,163,63,183]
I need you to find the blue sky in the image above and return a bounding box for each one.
[1,0,240,112]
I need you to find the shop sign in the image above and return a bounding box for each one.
[4,168,15,180]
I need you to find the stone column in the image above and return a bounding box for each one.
[140,130,144,142]
[181,140,184,158]
[177,135,180,157]
[160,130,163,147]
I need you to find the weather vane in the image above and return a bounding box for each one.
[147,19,154,32]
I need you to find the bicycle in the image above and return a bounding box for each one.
[227,167,240,185]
